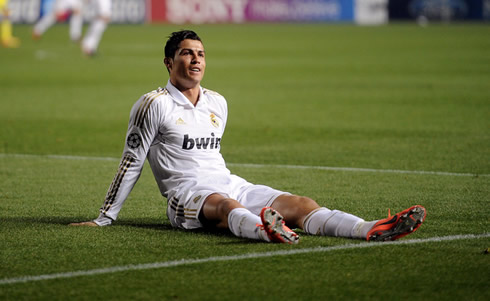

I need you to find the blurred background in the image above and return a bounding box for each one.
[8,0,490,26]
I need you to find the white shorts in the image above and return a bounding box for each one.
[82,0,111,18]
[93,0,111,18]
[166,175,290,229]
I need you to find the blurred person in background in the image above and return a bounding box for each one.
[81,0,111,56]
[0,0,20,48]
[33,0,111,56]
[32,0,84,42]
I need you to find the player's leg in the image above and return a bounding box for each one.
[32,0,67,39]
[200,193,271,242]
[32,12,56,39]
[270,195,320,229]
[69,0,83,42]
[272,194,374,239]
[228,183,299,244]
[69,10,82,42]
[271,195,426,241]
[81,16,108,55]
[1,1,20,47]
[81,0,111,56]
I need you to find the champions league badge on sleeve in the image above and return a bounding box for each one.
[127,132,142,149]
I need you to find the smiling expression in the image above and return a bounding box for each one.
[165,39,206,91]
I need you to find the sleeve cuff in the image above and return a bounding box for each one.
[93,213,113,226]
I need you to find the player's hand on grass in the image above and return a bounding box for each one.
[69,221,98,227]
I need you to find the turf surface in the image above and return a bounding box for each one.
[1,23,489,300]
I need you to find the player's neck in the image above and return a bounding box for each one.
[181,88,200,106]
[172,81,200,106]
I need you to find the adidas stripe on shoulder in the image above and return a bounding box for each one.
[203,88,222,97]
[134,88,168,128]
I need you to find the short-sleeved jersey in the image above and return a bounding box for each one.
[99,80,231,221]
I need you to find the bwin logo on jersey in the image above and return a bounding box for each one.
[182,133,221,150]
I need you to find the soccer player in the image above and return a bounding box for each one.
[71,30,427,244]
[0,0,20,48]
[33,0,110,56]
[32,0,84,42]
[81,0,111,56]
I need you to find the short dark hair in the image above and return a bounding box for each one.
[164,30,202,59]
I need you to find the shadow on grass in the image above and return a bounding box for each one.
[118,221,264,245]
[114,218,263,245]
[2,216,96,226]
[1,216,172,229]
[2,216,265,245]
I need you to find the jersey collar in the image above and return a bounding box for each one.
[165,80,207,108]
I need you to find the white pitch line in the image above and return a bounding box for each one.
[1,153,488,177]
[0,153,119,162]
[227,163,489,177]
[1,233,489,286]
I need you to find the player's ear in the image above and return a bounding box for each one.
[164,57,173,71]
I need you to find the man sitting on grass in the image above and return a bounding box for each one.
[71,30,426,244]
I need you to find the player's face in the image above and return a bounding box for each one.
[167,39,206,90]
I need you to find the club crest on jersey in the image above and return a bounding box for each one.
[210,113,219,128]
[127,132,142,149]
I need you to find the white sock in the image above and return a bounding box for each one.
[70,13,83,41]
[82,19,107,53]
[228,208,270,242]
[33,13,56,35]
[303,207,377,239]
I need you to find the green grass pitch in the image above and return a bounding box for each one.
[1,23,489,300]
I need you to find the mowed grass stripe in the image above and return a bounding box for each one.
[1,153,488,177]
[1,233,488,286]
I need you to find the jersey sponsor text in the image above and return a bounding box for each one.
[182,133,221,150]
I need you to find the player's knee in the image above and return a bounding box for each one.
[281,195,318,210]
[216,198,242,217]
[291,196,319,216]
[273,195,320,228]
[302,196,320,210]
[201,194,242,228]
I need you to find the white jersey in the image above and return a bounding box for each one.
[98,80,231,222]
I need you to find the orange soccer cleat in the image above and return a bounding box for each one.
[260,207,299,244]
[367,205,426,241]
